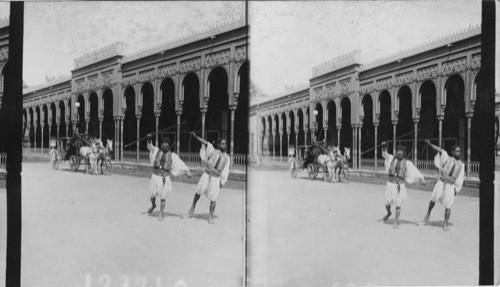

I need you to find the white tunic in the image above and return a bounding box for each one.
[196,143,230,201]
[147,142,190,199]
[430,151,465,209]
[382,150,425,207]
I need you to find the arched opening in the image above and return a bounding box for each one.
[327,100,337,146]
[123,86,136,153]
[76,95,85,134]
[443,74,466,157]
[378,91,392,155]
[139,82,155,151]
[59,101,66,138]
[102,89,114,145]
[67,100,73,137]
[234,61,248,154]
[159,78,176,145]
[88,92,99,138]
[35,107,41,147]
[340,97,352,151]
[261,117,266,157]
[289,111,296,146]
[206,67,229,150]
[267,116,273,155]
[42,105,49,148]
[361,94,374,159]
[306,107,310,146]
[29,108,34,147]
[297,109,305,157]
[180,72,201,153]
[273,114,280,157]
[396,86,413,155]
[471,72,482,162]
[281,113,288,157]
[50,102,57,139]
[417,80,438,160]
[314,102,324,141]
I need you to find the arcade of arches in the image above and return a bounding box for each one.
[23,61,249,163]
[256,72,481,178]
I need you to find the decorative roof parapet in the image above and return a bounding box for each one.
[0,17,8,29]
[74,42,124,69]
[23,75,72,95]
[361,24,481,71]
[312,50,361,78]
[123,18,246,64]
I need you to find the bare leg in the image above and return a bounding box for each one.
[158,199,166,221]
[423,201,435,224]
[383,204,392,222]
[393,207,401,228]
[148,197,156,214]
[208,201,216,224]
[189,193,201,215]
[443,208,451,231]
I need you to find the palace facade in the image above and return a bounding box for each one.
[250,25,481,178]
[22,19,249,170]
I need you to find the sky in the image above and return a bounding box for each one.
[250,1,482,101]
[0,2,8,20]
[23,1,245,87]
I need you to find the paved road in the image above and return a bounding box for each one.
[249,168,479,286]
[20,163,245,287]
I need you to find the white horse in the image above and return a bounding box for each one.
[97,139,113,174]
[79,139,100,175]
[333,147,350,182]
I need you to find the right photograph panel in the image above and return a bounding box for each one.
[248,1,481,285]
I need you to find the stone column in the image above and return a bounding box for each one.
[466,113,473,178]
[392,121,397,155]
[438,115,444,148]
[65,123,68,140]
[272,132,276,163]
[85,120,89,135]
[34,124,38,153]
[201,109,207,138]
[352,126,357,170]
[230,106,236,163]
[374,123,378,169]
[155,113,160,146]
[279,131,283,163]
[358,125,362,169]
[136,115,141,163]
[413,119,419,164]
[41,123,45,152]
[56,124,60,145]
[337,125,341,147]
[176,111,182,153]
[294,130,299,158]
[120,117,124,162]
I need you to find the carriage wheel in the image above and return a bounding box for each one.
[69,156,78,172]
[104,159,112,174]
[307,164,318,180]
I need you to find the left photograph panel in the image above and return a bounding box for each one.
[21,2,248,286]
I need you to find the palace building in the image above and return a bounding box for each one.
[250,25,481,178]
[22,19,248,170]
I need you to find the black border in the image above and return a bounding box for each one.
[4,2,23,287]
[479,1,495,284]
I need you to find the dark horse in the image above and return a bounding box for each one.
[302,142,328,169]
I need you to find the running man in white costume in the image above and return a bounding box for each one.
[188,133,230,224]
[382,142,426,228]
[423,141,465,231]
[147,135,192,221]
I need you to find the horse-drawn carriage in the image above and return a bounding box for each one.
[288,142,350,182]
[50,133,113,174]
